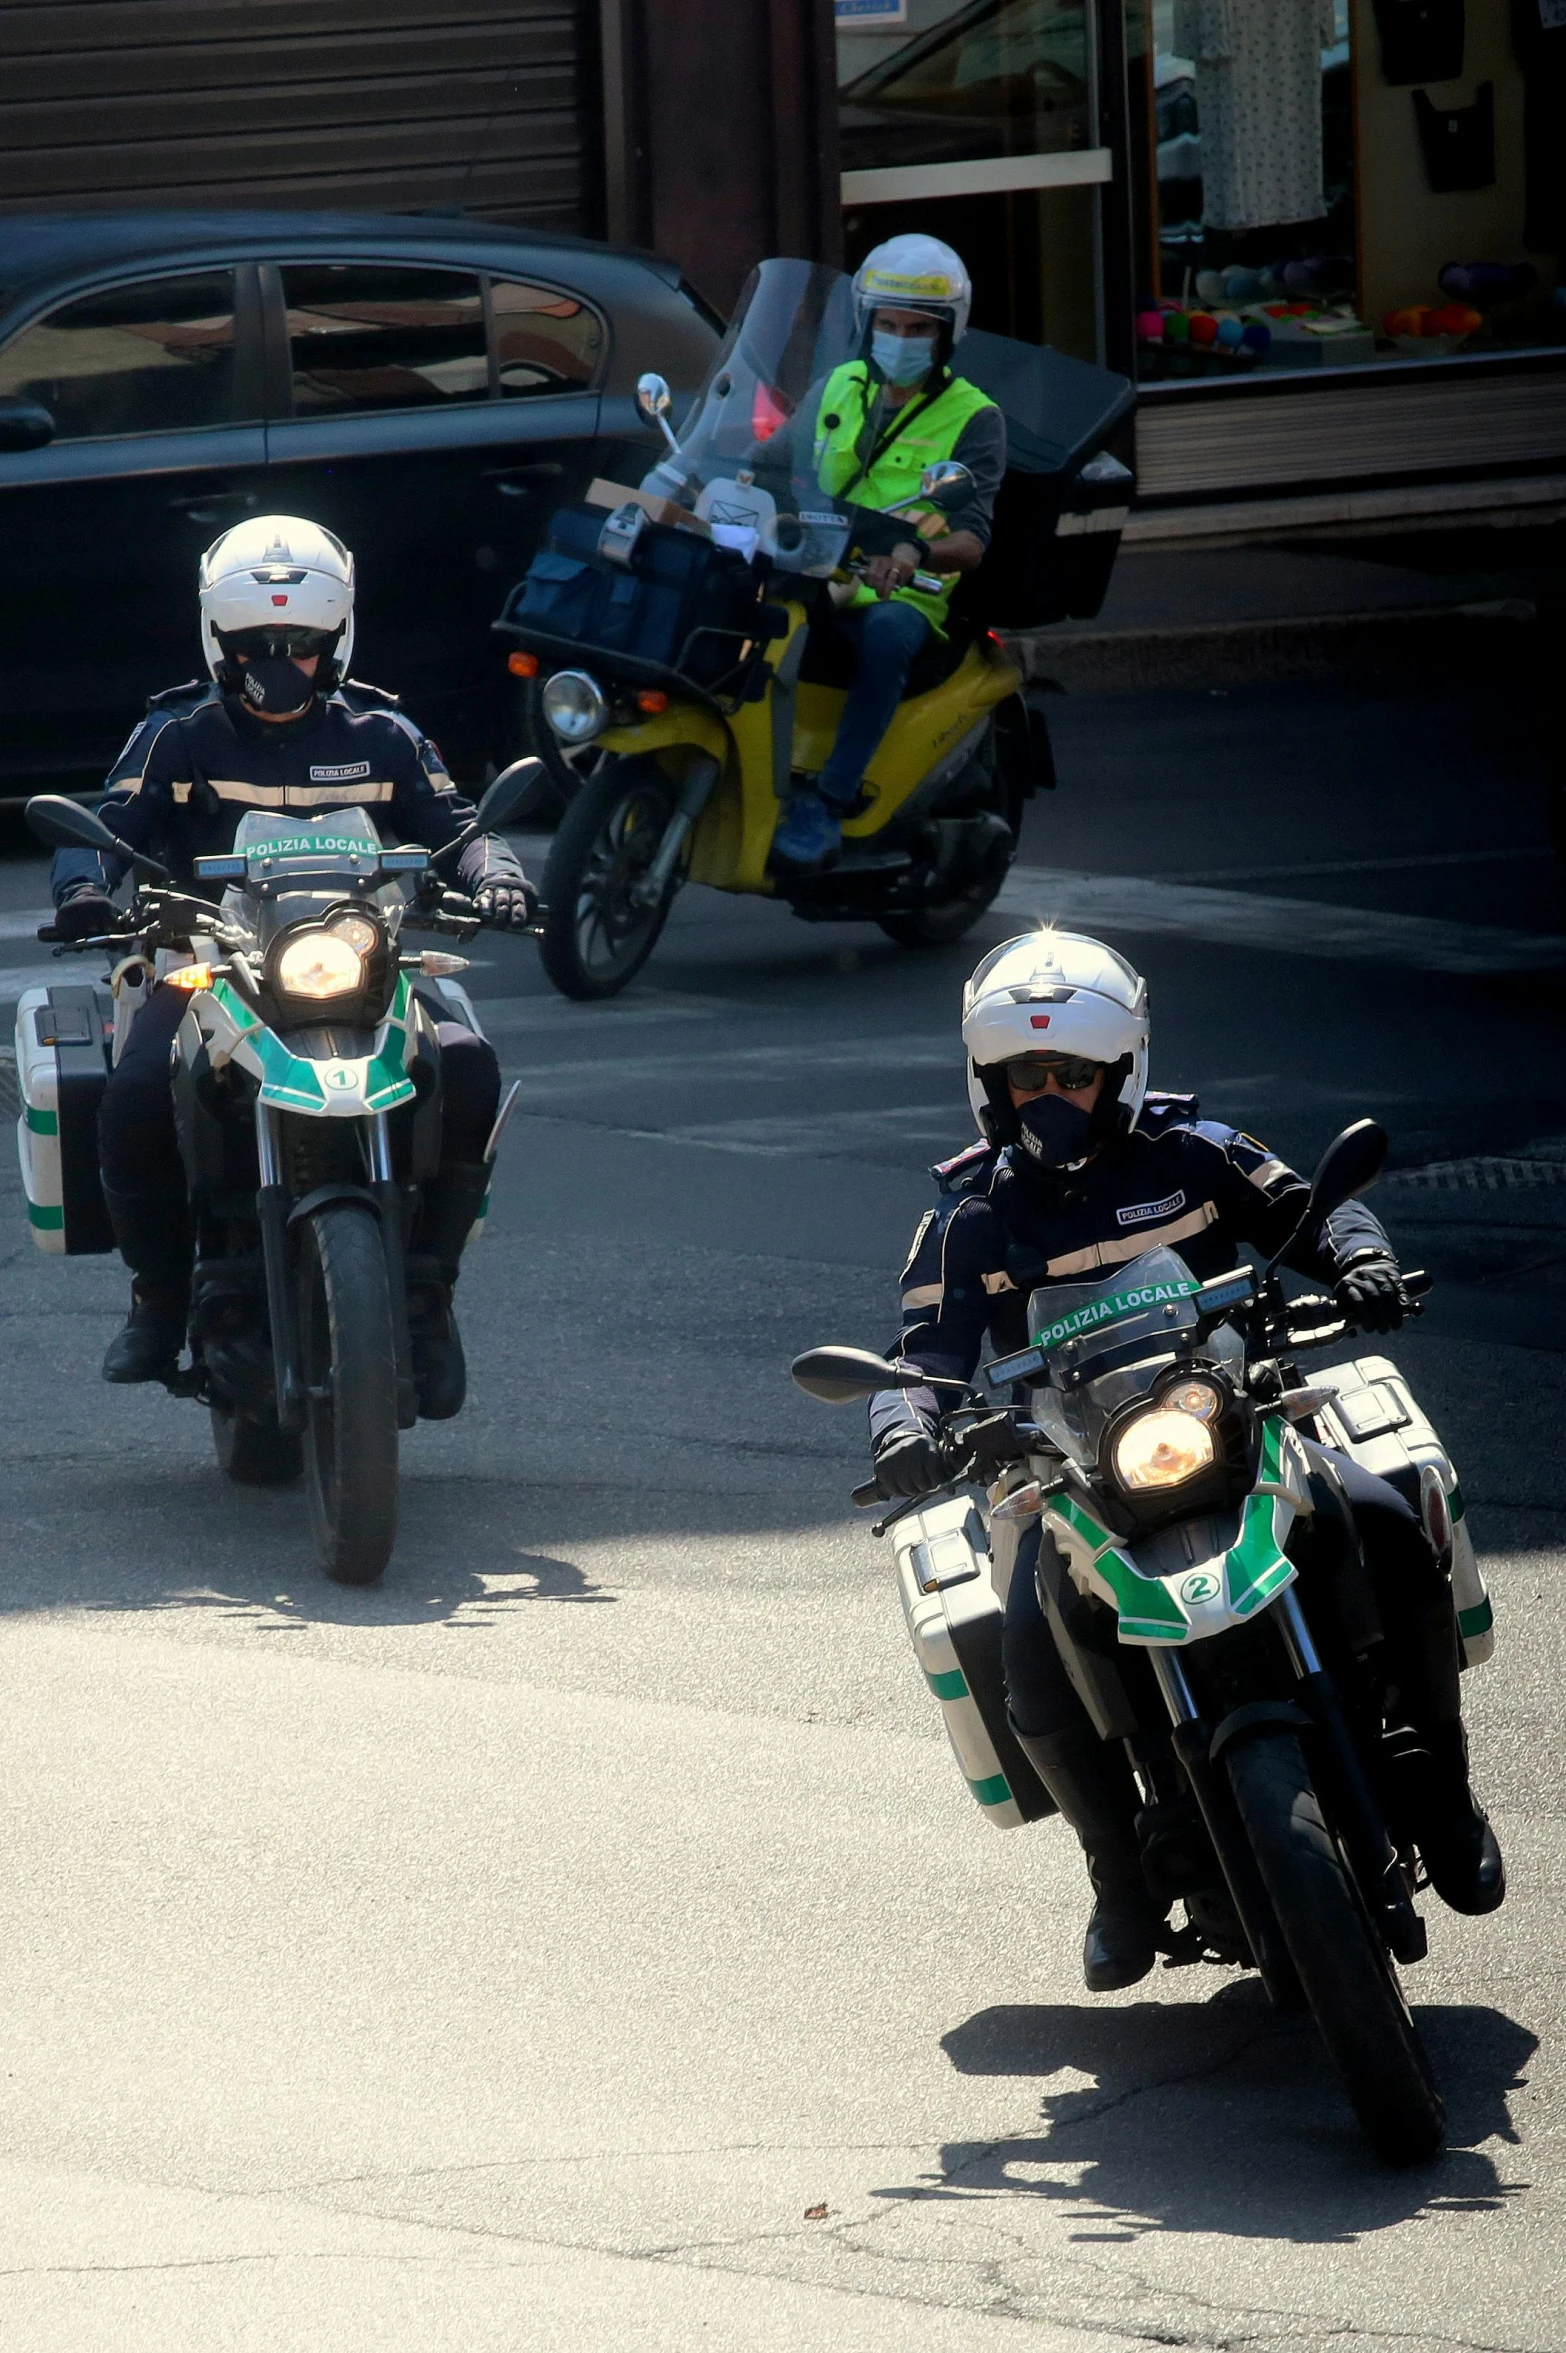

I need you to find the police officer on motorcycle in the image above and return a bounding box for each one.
[768,234,1007,872]
[50,515,537,1408]
[870,931,1505,1991]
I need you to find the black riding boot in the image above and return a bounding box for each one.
[1011,1722,1168,1992]
[1414,1720,1506,1915]
[408,1161,490,1420]
[100,1184,191,1384]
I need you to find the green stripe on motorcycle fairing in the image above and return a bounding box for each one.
[925,1666,968,1701]
[1458,1596,1493,1638]
[26,1199,63,1229]
[1221,1419,1296,1619]
[968,1772,1013,1808]
[24,1104,57,1136]
[363,972,417,1112]
[1053,1491,1188,1639]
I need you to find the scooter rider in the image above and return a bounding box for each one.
[869,930,1505,1991]
[769,235,1007,872]
[50,515,537,1408]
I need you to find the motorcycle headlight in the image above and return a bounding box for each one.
[1112,1407,1217,1494]
[541,668,610,744]
[274,927,365,1001]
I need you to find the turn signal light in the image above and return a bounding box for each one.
[167,964,214,991]
[635,689,669,714]
[507,650,540,678]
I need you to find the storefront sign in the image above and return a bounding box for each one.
[837,0,908,25]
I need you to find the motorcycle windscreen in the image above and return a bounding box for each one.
[1027,1246,1203,1460]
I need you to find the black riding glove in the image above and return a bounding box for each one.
[1335,1257,1406,1334]
[873,1430,946,1499]
[53,891,116,942]
[471,878,538,931]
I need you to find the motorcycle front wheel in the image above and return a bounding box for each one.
[1227,1730,1445,2166]
[538,758,680,1000]
[297,1202,399,1585]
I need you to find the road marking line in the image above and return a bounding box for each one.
[996,867,1566,973]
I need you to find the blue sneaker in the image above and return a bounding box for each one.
[770,789,845,870]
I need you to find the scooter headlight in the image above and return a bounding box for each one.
[1111,1407,1217,1494]
[273,927,365,1002]
[541,668,610,744]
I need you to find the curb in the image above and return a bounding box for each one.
[1005,599,1542,695]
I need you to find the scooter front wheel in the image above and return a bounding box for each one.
[538,759,680,1000]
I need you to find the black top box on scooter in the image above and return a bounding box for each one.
[502,505,767,689]
[956,330,1136,632]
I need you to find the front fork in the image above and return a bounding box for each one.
[254,1103,416,1433]
[629,754,721,910]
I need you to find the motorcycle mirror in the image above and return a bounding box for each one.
[1307,1118,1388,1222]
[791,1345,913,1404]
[918,459,972,506]
[474,756,546,834]
[24,793,171,885]
[1263,1117,1388,1279]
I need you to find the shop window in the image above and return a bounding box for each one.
[1127,0,1566,386]
[839,0,1093,175]
[0,271,242,439]
[282,265,489,416]
[489,279,605,396]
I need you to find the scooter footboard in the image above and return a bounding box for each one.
[890,1495,1054,1829]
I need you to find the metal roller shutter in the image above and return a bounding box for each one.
[0,0,597,230]
[1136,363,1566,502]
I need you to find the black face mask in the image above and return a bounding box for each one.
[1015,1093,1096,1171]
[236,656,317,717]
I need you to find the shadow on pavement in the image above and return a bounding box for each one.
[866,1984,1534,2241]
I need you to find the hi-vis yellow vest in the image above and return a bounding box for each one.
[813,360,996,635]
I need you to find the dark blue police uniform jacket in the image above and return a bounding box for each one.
[871,1093,1394,1448]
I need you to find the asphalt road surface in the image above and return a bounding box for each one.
[0,678,1562,2350]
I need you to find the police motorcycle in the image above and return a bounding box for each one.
[793,1121,1497,2167]
[18,760,541,1587]
[494,257,1132,998]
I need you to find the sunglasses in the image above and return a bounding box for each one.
[223,628,333,662]
[1002,1052,1103,1094]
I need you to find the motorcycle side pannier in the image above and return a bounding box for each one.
[1312,1355,1494,1668]
[890,1493,1054,1829]
[14,981,115,1255]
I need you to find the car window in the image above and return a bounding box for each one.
[282,264,489,416]
[489,277,605,396]
[0,269,242,439]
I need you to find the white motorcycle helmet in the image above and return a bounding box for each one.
[851,234,973,358]
[199,514,355,689]
[962,930,1150,1150]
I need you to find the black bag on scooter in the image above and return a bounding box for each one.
[507,506,762,685]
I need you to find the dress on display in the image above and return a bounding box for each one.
[1172,0,1339,230]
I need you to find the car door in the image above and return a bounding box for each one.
[0,263,268,786]
[258,257,606,765]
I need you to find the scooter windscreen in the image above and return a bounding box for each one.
[641,257,861,573]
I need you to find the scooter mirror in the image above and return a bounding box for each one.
[918,459,973,506]
[792,1344,911,1404]
[635,372,673,422]
[474,756,547,834]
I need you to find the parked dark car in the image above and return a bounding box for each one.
[0,210,721,798]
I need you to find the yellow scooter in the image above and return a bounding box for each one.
[494,262,1050,999]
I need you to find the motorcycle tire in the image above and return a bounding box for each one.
[210,1403,302,1488]
[297,1202,399,1585]
[1226,1730,1445,2167]
[538,758,680,1000]
[878,735,1013,949]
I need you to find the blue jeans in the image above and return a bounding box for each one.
[816,598,932,806]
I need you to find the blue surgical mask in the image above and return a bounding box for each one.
[872,331,935,387]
